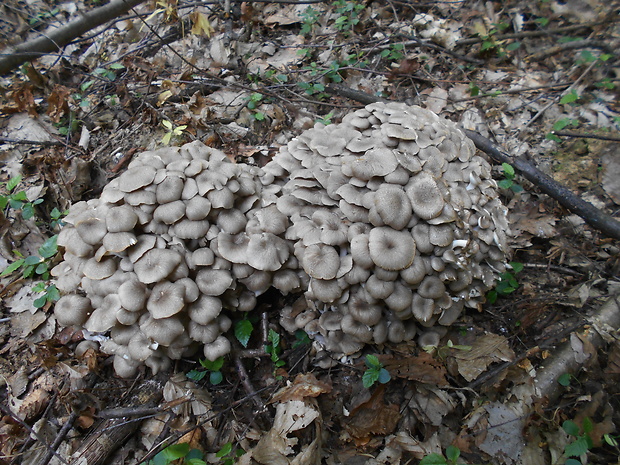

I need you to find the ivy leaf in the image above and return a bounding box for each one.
[235,319,253,348]
[7,176,22,192]
[510,262,524,273]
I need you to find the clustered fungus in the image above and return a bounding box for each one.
[52,102,510,376]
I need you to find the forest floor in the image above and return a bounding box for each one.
[0,0,620,464]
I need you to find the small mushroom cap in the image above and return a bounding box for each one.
[134,249,182,284]
[302,243,340,279]
[118,165,157,192]
[368,227,416,271]
[153,201,186,224]
[83,258,117,280]
[406,172,445,220]
[246,233,289,272]
[203,335,231,361]
[195,269,233,296]
[140,315,185,346]
[113,354,141,378]
[75,216,108,246]
[106,206,139,233]
[102,232,137,253]
[57,228,93,257]
[188,295,222,325]
[147,281,186,319]
[118,280,147,312]
[54,294,92,326]
[188,321,220,344]
[373,185,412,230]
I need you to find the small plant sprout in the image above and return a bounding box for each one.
[146,442,207,465]
[419,445,461,465]
[186,356,225,385]
[498,162,523,193]
[1,175,44,221]
[362,354,391,388]
[247,92,265,121]
[216,442,245,465]
[293,329,311,349]
[316,111,334,125]
[563,417,594,465]
[161,120,187,145]
[486,261,524,304]
[300,6,320,35]
[265,329,286,372]
[547,117,579,142]
[234,317,253,348]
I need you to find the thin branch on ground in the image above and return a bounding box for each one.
[553,131,620,142]
[0,0,148,75]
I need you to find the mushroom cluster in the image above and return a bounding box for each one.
[52,102,509,376]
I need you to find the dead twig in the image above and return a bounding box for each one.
[0,137,65,146]
[553,131,620,142]
[464,130,620,241]
[0,0,148,75]
[527,39,616,62]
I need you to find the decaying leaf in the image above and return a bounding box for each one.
[271,372,332,403]
[449,332,515,382]
[345,385,401,440]
[378,352,448,386]
[407,384,455,427]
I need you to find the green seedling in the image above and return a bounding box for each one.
[333,0,365,32]
[547,117,579,142]
[362,354,391,388]
[1,176,43,221]
[216,442,245,465]
[265,329,286,372]
[380,43,405,62]
[292,329,311,349]
[300,6,320,35]
[563,418,594,465]
[247,92,265,121]
[498,162,523,193]
[146,442,207,465]
[316,111,334,125]
[420,445,461,465]
[186,356,224,385]
[161,120,187,145]
[486,261,524,304]
[93,63,125,82]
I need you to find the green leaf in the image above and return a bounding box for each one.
[565,435,590,457]
[235,319,253,348]
[486,289,498,304]
[563,420,580,437]
[560,90,579,104]
[604,434,619,447]
[535,17,549,27]
[362,368,379,388]
[498,179,513,189]
[22,203,35,220]
[365,354,381,369]
[161,443,190,462]
[46,285,60,302]
[445,445,460,462]
[582,416,593,434]
[502,162,515,177]
[510,262,524,273]
[39,235,58,258]
[1,259,25,277]
[511,184,524,193]
[253,112,265,121]
[600,53,612,61]
[210,370,223,385]
[546,133,561,142]
[216,442,233,458]
[186,369,207,381]
[7,176,21,192]
[24,255,42,266]
[186,459,207,465]
[268,329,280,347]
[419,453,449,465]
[187,449,204,461]
[199,356,224,371]
[0,195,7,210]
[378,368,391,384]
[34,295,47,308]
[506,42,521,51]
[109,63,125,69]
[565,459,582,465]
[35,262,48,275]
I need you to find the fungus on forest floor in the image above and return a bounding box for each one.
[52,102,510,376]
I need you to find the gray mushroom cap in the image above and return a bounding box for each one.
[368,227,416,271]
